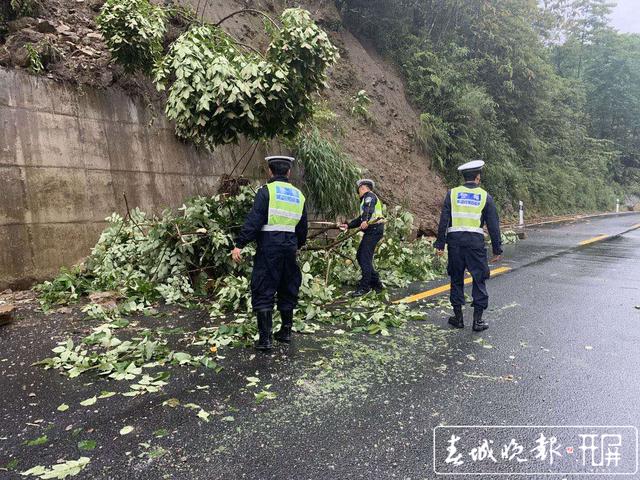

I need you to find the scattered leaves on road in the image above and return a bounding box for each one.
[20,457,90,479]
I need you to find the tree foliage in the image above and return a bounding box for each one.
[97,0,167,74]
[292,126,361,218]
[338,0,633,213]
[154,8,339,148]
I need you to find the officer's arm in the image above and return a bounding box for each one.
[296,203,308,249]
[346,216,361,229]
[434,192,451,250]
[483,195,503,255]
[234,187,268,249]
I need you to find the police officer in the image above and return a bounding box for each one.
[434,160,502,331]
[339,179,385,296]
[231,156,308,350]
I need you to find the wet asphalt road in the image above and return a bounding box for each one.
[2,213,640,479]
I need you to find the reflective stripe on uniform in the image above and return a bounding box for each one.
[447,226,485,234]
[261,224,296,232]
[451,212,482,220]
[268,208,302,220]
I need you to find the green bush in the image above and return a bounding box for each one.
[10,0,38,16]
[292,126,361,218]
[97,0,167,74]
[25,43,43,74]
[350,89,372,121]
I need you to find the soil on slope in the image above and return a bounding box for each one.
[0,0,446,231]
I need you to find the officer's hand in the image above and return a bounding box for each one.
[360,221,369,231]
[435,249,445,257]
[231,247,243,263]
[489,254,502,264]
[338,223,348,232]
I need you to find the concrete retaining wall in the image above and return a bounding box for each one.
[0,68,263,289]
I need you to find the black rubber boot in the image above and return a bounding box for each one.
[472,307,489,332]
[351,287,371,297]
[274,310,293,343]
[371,280,385,293]
[448,305,464,328]
[254,310,273,351]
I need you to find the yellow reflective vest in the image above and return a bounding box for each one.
[261,181,306,233]
[448,185,487,235]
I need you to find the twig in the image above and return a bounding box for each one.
[123,193,146,237]
[229,141,258,177]
[175,224,186,244]
[324,253,332,286]
[214,9,279,29]
[302,219,383,252]
[308,225,338,240]
[239,141,261,176]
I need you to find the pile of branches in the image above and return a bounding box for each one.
[37,186,444,321]
[34,187,447,386]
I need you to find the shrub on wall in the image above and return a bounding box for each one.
[96,0,167,74]
[292,127,361,218]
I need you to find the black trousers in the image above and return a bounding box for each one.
[251,246,302,311]
[356,226,384,289]
[447,244,491,310]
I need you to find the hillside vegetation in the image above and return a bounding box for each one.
[338,0,639,213]
[2,0,637,219]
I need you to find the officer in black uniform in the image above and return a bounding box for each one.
[340,179,385,297]
[434,160,502,331]
[231,156,308,350]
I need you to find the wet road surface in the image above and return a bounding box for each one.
[1,213,640,479]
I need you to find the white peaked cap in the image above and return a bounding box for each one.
[457,160,485,172]
[266,156,295,165]
[357,179,375,188]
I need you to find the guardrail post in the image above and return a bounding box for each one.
[616,198,620,213]
[519,201,524,226]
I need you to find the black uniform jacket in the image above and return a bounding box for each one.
[347,191,383,231]
[234,176,308,250]
[434,182,503,255]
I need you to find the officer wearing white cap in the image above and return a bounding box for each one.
[339,178,385,296]
[434,160,502,331]
[231,156,308,350]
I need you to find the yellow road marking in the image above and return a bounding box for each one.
[578,234,609,246]
[393,267,512,304]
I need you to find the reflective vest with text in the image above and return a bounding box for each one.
[261,181,305,233]
[448,186,487,235]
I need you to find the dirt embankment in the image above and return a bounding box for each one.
[0,0,446,231]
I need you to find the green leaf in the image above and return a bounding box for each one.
[21,457,90,479]
[197,410,210,422]
[57,403,69,412]
[79,396,97,407]
[24,435,48,446]
[77,440,97,451]
[119,426,134,435]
